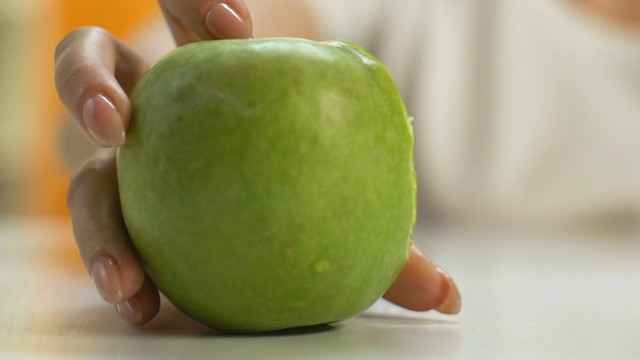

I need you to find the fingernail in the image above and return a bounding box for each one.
[116,296,143,325]
[206,3,252,39]
[82,95,126,146]
[91,255,123,304]
[435,267,462,314]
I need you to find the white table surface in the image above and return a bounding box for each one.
[1,217,639,360]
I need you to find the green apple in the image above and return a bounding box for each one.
[117,38,416,333]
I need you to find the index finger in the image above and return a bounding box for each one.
[54,27,149,147]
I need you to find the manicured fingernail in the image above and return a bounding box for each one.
[82,95,126,146]
[91,255,123,304]
[206,3,252,39]
[116,296,143,325]
[435,267,462,314]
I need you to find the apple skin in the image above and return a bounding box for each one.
[117,38,416,333]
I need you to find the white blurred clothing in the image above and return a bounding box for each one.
[306,0,640,228]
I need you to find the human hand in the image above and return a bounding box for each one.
[64,149,461,326]
[54,1,254,149]
[55,7,460,327]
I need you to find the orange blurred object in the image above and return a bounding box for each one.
[60,0,160,38]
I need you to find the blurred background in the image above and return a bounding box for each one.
[0,0,160,218]
[1,0,639,229]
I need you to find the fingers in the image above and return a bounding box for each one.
[116,276,161,327]
[54,27,149,147]
[383,245,462,314]
[68,151,160,325]
[54,3,254,146]
[159,0,253,45]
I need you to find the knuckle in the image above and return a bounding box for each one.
[54,27,113,108]
[66,156,107,208]
[60,60,91,86]
[54,58,95,103]
[67,160,98,210]
[55,26,107,62]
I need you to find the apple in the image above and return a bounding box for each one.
[117,38,416,333]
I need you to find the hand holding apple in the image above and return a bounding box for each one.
[56,28,459,331]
